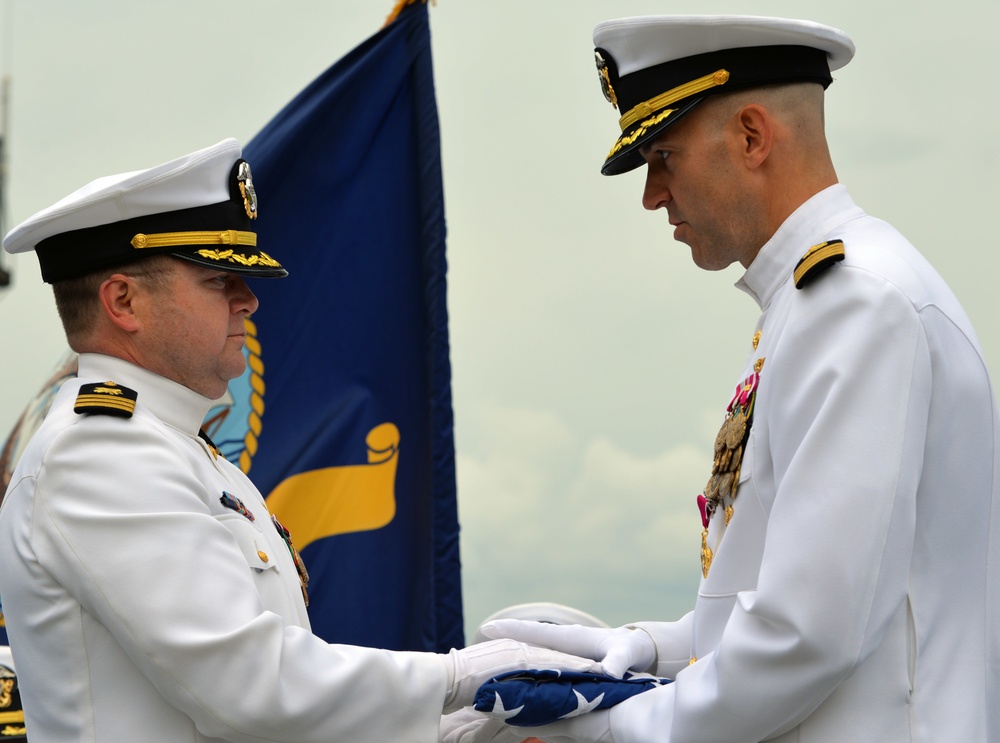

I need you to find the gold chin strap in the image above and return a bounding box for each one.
[0,710,25,725]
[618,69,730,132]
[130,230,257,250]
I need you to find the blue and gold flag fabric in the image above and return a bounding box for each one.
[205,3,462,652]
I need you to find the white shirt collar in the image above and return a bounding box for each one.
[735,184,866,309]
[76,353,217,437]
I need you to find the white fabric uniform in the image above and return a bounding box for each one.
[614,185,1000,742]
[0,354,447,742]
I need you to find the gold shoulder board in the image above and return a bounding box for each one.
[793,240,845,290]
[74,381,138,419]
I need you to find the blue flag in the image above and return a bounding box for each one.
[205,3,462,652]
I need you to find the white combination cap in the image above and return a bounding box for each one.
[2,138,287,282]
[591,15,855,175]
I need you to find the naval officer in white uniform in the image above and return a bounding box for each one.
[0,645,26,740]
[0,139,595,743]
[475,15,1000,743]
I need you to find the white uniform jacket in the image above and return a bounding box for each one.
[0,354,447,742]
[617,186,1000,742]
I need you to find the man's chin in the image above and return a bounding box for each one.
[689,249,737,272]
[208,358,248,399]
[225,357,248,380]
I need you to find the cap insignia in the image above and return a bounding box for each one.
[793,240,845,289]
[594,51,618,109]
[236,161,258,220]
[74,381,138,418]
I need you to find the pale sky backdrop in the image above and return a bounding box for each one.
[1,0,998,644]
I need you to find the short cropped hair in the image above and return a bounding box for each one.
[52,255,173,348]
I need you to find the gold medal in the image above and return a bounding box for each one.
[698,365,762,577]
[705,475,720,501]
[725,412,747,449]
[714,426,727,455]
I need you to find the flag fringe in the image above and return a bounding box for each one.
[383,0,433,27]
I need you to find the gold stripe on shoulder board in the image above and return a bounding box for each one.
[74,381,138,418]
[793,240,845,289]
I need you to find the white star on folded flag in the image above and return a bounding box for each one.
[488,691,525,721]
[559,689,606,719]
[475,669,673,726]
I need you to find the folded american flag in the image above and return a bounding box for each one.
[474,669,672,726]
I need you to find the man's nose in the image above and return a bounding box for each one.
[642,167,671,211]
[231,277,259,315]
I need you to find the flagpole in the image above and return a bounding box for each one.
[0,0,12,289]
[383,0,432,28]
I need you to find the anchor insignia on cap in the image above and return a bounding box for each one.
[236,161,258,220]
[594,50,618,109]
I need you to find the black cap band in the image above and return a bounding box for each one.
[35,199,251,282]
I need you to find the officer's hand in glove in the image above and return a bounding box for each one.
[440,707,615,743]
[521,708,615,743]
[440,707,522,743]
[479,620,655,679]
[443,639,598,713]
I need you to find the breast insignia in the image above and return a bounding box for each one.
[793,239,845,289]
[73,381,138,418]
[697,368,761,578]
[220,491,255,522]
[272,514,310,607]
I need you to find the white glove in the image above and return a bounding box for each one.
[520,709,614,743]
[479,620,656,679]
[444,639,598,713]
[440,708,522,743]
[439,707,610,743]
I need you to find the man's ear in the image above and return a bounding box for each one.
[97,274,143,333]
[736,104,773,170]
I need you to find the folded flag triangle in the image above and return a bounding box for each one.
[474,669,672,727]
